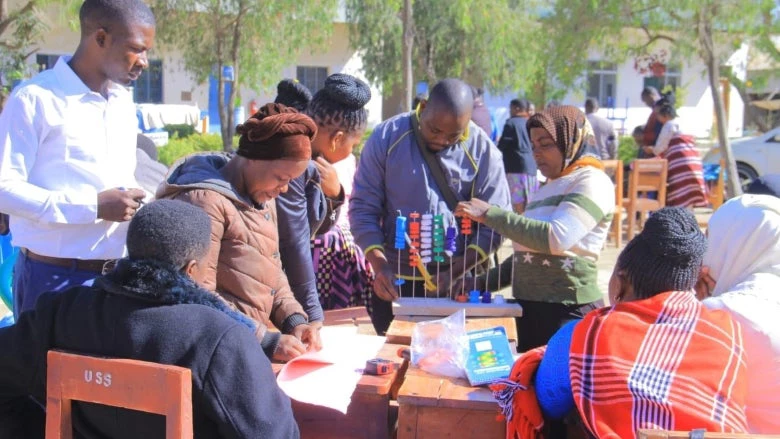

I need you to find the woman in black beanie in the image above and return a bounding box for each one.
[276,73,373,323]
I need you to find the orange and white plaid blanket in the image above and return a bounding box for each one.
[570,291,749,438]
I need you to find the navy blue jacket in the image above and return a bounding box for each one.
[0,259,299,439]
[276,161,344,323]
[497,116,537,175]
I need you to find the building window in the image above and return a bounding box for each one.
[133,60,163,103]
[586,61,618,108]
[643,63,682,92]
[36,54,61,72]
[296,66,328,94]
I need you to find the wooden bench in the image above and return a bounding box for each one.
[46,350,192,439]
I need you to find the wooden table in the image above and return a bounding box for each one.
[272,342,407,439]
[385,316,518,347]
[397,365,506,439]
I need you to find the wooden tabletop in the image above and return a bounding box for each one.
[386,316,518,346]
[272,341,407,396]
[397,365,499,411]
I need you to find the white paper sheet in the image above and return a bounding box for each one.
[276,327,386,414]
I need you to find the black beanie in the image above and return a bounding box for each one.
[617,207,706,297]
[274,79,313,112]
[127,199,212,268]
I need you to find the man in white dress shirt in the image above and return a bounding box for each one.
[0,0,155,318]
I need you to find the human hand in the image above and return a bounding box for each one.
[314,157,342,199]
[448,273,485,299]
[291,323,322,351]
[365,249,399,301]
[454,198,491,223]
[694,266,716,300]
[643,146,656,156]
[97,187,145,222]
[272,334,307,362]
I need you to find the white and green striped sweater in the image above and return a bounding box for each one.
[484,166,614,304]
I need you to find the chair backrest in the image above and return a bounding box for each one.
[638,429,780,439]
[602,160,624,206]
[709,159,726,210]
[628,158,668,203]
[46,350,193,439]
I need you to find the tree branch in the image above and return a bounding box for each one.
[0,0,36,37]
[0,39,23,50]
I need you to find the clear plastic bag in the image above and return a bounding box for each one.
[410,309,469,379]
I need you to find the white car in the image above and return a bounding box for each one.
[703,127,780,190]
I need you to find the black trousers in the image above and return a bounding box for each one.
[515,299,604,353]
[369,279,432,335]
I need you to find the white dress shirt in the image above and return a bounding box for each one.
[0,56,139,259]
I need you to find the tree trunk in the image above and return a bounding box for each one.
[400,0,413,112]
[723,71,769,132]
[699,9,742,198]
[223,4,244,152]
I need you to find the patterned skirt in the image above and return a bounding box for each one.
[312,224,374,314]
[664,136,708,208]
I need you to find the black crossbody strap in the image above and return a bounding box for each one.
[410,115,461,211]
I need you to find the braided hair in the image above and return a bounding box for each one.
[616,207,706,299]
[306,73,371,134]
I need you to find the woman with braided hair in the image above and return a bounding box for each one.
[157,102,321,363]
[277,73,375,318]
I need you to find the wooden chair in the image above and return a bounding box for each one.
[622,159,668,241]
[602,160,624,248]
[638,429,780,439]
[46,350,193,439]
[709,158,726,210]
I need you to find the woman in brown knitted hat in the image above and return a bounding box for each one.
[157,103,321,362]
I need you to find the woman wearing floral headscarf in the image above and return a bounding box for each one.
[455,106,615,351]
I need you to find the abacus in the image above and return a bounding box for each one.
[391,211,523,319]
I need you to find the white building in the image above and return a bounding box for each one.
[20,5,757,139]
[24,5,384,133]
[484,42,748,140]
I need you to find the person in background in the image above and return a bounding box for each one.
[351,78,511,334]
[643,97,707,208]
[134,133,167,195]
[277,73,371,320]
[0,199,300,439]
[528,102,536,116]
[492,207,748,439]
[545,100,560,110]
[470,86,494,141]
[157,103,320,362]
[456,106,613,352]
[497,98,538,213]
[274,78,312,112]
[584,97,617,160]
[631,125,644,154]
[699,195,780,434]
[640,86,662,157]
[0,0,153,318]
